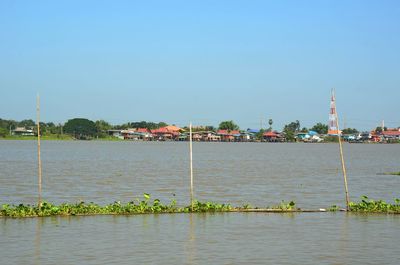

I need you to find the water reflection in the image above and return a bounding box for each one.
[0,213,399,264]
[185,214,197,265]
[34,218,43,265]
[336,213,350,265]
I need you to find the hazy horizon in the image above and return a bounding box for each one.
[1,1,399,130]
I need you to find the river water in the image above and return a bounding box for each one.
[0,140,399,264]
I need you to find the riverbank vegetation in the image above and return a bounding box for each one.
[2,134,73,140]
[0,118,171,140]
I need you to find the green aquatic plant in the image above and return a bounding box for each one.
[241,203,252,209]
[272,200,297,211]
[183,201,233,213]
[377,171,400,176]
[264,201,297,211]
[1,203,37,218]
[328,205,341,212]
[383,172,400,176]
[4,195,399,218]
[0,194,179,218]
[349,196,400,213]
[0,194,233,218]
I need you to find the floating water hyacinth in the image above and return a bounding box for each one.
[348,196,400,213]
[2,194,400,218]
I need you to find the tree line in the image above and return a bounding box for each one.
[0,118,63,137]
[0,117,364,139]
[0,118,170,139]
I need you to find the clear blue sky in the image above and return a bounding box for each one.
[1,0,399,130]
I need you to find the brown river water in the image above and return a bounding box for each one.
[0,140,399,264]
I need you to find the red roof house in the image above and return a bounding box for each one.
[151,126,181,140]
[217,130,240,135]
[263,131,279,137]
[382,129,400,137]
[216,130,240,141]
[136,128,150,133]
[263,131,283,142]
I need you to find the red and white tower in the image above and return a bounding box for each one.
[328,89,339,135]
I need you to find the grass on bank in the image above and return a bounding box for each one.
[0,135,126,141]
[2,134,73,140]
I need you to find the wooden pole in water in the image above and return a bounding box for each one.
[333,89,350,211]
[36,94,42,207]
[189,122,194,210]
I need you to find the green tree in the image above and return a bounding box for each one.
[185,125,215,132]
[375,126,387,133]
[342,128,359,134]
[255,129,265,140]
[205,125,215,132]
[283,120,300,133]
[46,122,59,134]
[310,123,328,134]
[284,130,295,142]
[57,123,64,135]
[130,121,152,129]
[95,120,112,138]
[0,127,8,137]
[158,122,168,128]
[64,118,97,139]
[38,122,48,135]
[218,120,239,131]
[0,119,17,132]
[18,119,35,128]
[267,118,273,131]
[283,120,300,142]
[95,120,112,131]
[121,121,168,130]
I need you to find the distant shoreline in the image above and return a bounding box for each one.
[0,136,398,144]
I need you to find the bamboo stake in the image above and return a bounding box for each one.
[333,89,350,211]
[36,94,42,207]
[189,122,194,211]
